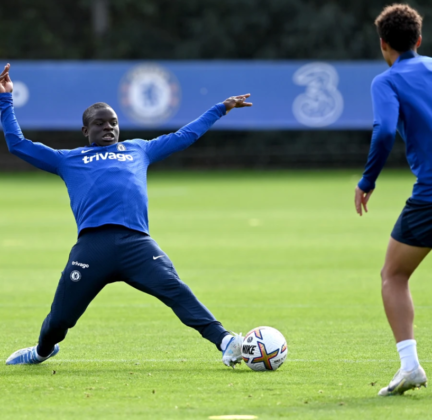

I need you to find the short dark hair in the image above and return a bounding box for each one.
[82,102,112,126]
[375,4,422,52]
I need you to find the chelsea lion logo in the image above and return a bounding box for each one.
[119,64,181,126]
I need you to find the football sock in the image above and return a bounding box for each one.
[220,334,234,352]
[397,339,420,371]
[35,347,49,361]
[36,345,54,360]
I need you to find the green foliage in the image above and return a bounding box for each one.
[2,1,432,59]
[1,171,432,419]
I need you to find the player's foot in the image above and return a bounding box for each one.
[6,344,59,365]
[222,333,243,369]
[378,366,427,396]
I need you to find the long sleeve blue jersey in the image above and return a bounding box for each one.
[0,92,226,234]
[359,51,432,201]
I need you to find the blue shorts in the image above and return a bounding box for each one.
[391,198,432,248]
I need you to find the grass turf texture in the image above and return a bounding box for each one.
[1,170,432,419]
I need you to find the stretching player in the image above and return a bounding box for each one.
[0,63,251,368]
[355,4,430,395]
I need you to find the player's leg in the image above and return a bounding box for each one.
[378,238,430,395]
[6,228,118,365]
[37,266,107,357]
[126,240,229,345]
[381,237,429,343]
[121,233,243,367]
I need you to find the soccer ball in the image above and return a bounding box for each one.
[242,326,287,371]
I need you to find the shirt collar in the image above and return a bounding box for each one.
[396,50,418,64]
[90,142,118,148]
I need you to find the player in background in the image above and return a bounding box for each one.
[355,4,430,395]
[0,63,251,368]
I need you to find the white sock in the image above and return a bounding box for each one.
[34,347,47,362]
[397,339,420,371]
[220,335,233,352]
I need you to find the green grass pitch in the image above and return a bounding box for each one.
[1,170,432,419]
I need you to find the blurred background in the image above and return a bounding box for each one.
[1,0,432,171]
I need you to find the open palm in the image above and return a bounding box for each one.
[0,64,13,93]
[223,94,252,113]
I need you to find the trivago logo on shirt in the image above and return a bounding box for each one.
[82,152,134,164]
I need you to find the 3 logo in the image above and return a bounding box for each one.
[292,63,344,127]
[119,64,181,126]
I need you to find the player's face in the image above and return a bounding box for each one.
[84,108,120,146]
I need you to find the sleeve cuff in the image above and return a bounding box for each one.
[0,92,13,100]
[215,102,227,116]
[0,92,13,109]
[358,177,375,193]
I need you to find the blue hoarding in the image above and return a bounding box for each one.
[3,60,387,130]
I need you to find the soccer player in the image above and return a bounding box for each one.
[355,4,430,395]
[0,63,251,368]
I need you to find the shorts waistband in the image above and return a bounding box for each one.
[79,224,148,237]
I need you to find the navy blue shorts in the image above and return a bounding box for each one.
[37,225,228,356]
[391,198,432,248]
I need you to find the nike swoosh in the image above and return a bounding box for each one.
[81,150,92,153]
[389,379,405,393]
[153,255,165,260]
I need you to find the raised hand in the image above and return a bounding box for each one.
[223,94,253,113]
[0,63,13,93]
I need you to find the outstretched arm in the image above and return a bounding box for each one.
[0,64,65,174]
[145,94,252,164]
[355,77,399,216]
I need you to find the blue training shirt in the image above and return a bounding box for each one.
[358,50,432,202]
[0,92,226,234]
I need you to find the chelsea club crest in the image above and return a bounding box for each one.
[70,270,81,282]
[119,64,181,126]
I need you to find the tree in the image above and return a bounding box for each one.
[2,1,432,60]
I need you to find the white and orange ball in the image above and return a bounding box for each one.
[242,326,287,371]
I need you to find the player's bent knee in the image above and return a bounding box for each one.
[162,278,193,298]
[156,280,201,311]
[175,282,198,301]
[47,317,76,333]
[381,268,410,287]
[380,267,388,282]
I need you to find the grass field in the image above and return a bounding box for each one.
[1,170,432,420]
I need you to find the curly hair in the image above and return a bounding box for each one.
[82,102,112,126]
[375,4,422,52]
